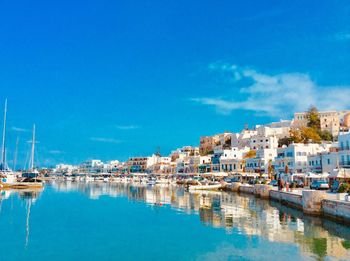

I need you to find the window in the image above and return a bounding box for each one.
[327,159,331,165]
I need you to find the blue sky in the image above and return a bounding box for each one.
[1,0,350,167]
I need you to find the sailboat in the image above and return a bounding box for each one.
[17,124,43,189]
[0,99,18,188]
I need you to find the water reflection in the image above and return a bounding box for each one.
[0,188,43,248]
[2,182,350,260]
[51,181,350,260]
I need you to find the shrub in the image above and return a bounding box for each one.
[290,182,297,189]
[338,183,350,193]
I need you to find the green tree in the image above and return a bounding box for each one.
[278,137,293,147]
[319,130,333,141]
[306,106,321,130]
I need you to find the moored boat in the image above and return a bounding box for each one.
[189,184,222,191]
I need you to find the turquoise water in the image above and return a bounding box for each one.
[1,182,350,261]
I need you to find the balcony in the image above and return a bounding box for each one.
[340,161,350,168]
[339,146,350,151]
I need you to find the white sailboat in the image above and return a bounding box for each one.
[0,99,18,188]
[18,124,43,189]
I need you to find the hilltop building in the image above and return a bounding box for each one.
[292,110,350,137]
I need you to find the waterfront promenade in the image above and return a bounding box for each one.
[223,182,350,224]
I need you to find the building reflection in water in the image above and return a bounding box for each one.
[26,182,350,259]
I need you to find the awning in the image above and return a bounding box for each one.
[329,168,350,179]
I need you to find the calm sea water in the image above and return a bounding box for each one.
[0,182,350,261]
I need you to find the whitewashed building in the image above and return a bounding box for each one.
[245,148,277,173]
[219,147,250,173]
[274,143,331,173]
[338,132,350,169]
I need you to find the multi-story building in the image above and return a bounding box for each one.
[80,160,104,173]
[231,129,257,149]
[54,164,77,175]
[199,156,212,173]
[220,158,245,173]
[213,132,234,150]
[199,136,217,154]
[245,148,277,174]
[293,110,350,137]
[308,152,338,174]
[274,143,331,174]
[255,124,291,139]
[250,135,278,150]
[219,147,249,173]
[147,156,172,174]
[338,132,350,168]
[126,157,149,173]
[200,132,233,154]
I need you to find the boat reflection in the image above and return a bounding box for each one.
[0,188,43,248]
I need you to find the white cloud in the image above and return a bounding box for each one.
[11,126,28,132]
[116,125,139,130]
[192,64,350,118]
[90,137,122,144]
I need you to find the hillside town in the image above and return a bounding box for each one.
[53,108,350,184]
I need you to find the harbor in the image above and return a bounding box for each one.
[1,1,350,259]
[1,181,350,260]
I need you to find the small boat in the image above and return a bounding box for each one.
[0,171,19,189]
[10,178,44,189]
[189,182,222,191]
[65,176,73,181]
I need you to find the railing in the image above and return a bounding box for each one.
[340,162,350,168]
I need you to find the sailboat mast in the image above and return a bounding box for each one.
[13,136,19,171]
[30,124,35,171]
[1,99,7,171]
